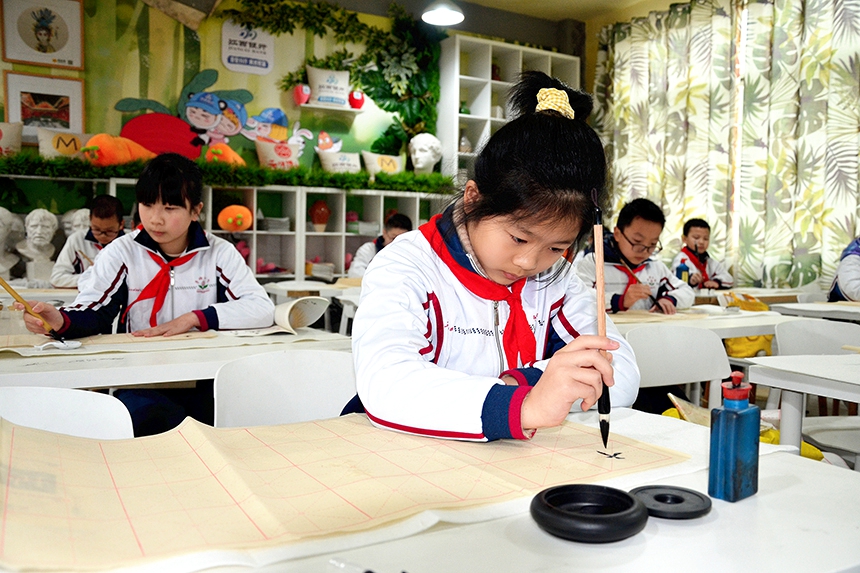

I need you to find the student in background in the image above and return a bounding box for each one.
[829,235,860,301]
[577,198,695,315]
[671,218,733,289]
[348,71,640,441]
[18,153,275,435]
[51,195,126,288]
[347,213,413,278]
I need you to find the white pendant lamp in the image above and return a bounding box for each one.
[421,0,465,26]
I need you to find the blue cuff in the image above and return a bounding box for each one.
[201,306,219,330]
[481,384,531,441]
[610,293,623,313]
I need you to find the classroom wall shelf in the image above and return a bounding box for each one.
[107,179,449,282]
[437,34,581,179]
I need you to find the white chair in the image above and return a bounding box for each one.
[796,292,827,303]
[773,318,860,415]
[335,287,362,336]
[213,349,357,427]
[773,319,860,470]
[0,387,134,439]
[624,324,732,408]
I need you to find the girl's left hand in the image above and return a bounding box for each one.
[132,312,200,337]
[652,298,676,314]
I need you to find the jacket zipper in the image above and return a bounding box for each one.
[493,301,504,373]
[169,267,175,319]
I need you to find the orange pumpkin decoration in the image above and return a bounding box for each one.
[81,134,156,166]
[206,143,246,166]
[217,205,253,232]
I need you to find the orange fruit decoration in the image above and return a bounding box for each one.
[217,205,253,232]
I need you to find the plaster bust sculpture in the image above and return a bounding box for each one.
[71,208,90,235]
[0,207,21,274]
[408,133,443,175]
[61,208,90,237]
[16,208,58,262]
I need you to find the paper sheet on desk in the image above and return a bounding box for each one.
[0,414,687,572]
[0,328,345,357]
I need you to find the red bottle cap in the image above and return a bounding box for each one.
[721,371,751,400]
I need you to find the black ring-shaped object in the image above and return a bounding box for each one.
[530,484,649,543]
[629,485,712,519]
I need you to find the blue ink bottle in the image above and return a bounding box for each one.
[709,371,759,502]
[676,258,690,283]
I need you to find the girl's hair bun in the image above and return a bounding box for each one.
[507,70,593,121]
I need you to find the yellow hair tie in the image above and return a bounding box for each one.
[535,88,575,119]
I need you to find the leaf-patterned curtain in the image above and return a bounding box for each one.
[594,0,860,288]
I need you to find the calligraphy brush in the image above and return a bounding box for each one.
[592,200,611,449]
[0,275,65,342]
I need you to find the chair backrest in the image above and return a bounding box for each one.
[796,292,827,303]
[774,318,860,355]
[0,387,134,439]
[213,349,357,427]
[624,324,731,388]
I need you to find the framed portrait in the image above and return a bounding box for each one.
[1,0,83,69]
[3,71,84,143]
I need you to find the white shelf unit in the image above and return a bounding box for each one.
[437,35,581,178]
[110,178,449,281]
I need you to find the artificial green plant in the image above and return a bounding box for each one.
[218,1,445,156]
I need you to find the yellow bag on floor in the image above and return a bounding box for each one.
[722,292,772,357]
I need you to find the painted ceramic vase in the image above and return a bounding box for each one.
[309,200,331,232]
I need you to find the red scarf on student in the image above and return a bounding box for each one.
[681,246,709,282]
[123,250,198,327]
[420,214,536,369]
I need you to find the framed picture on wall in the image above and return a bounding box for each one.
[1,0,84,70]
[3,71,84,143]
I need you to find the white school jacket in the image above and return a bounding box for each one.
[577,238,695,313]
[50,229,113,288]
[351,215,640,442]
[671,248,734,289]
[59,222,274,337]
[347,238,382,278]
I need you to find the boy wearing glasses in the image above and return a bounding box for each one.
[51,195,126,288]
[577,197,694,314]
[671,218,733,289]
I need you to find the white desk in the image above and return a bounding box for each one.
[770,302,860,322]
[747,354,860,458]
[28,410,853,573]
[0,332,352,389]
[614,310,801,339]
[266,453,859,573]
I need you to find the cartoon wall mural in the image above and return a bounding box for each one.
[114,69,253,159]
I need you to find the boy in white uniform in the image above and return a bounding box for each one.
[670,218,733,289]
[51,195,126,288]
[347,214,412,278]
[577,198,695,314]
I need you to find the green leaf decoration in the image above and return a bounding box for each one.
[0,155,455,196]
[115,98,172,114]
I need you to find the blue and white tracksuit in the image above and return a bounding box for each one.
[351,208,639,442]
[57,221,274,337]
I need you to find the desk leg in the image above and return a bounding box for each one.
[708,379,722,410]
[780,390,803,454]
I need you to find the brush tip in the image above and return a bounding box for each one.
[599,419,609,448]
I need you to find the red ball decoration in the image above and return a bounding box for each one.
[293,84,311,106]
[348,90,365,109]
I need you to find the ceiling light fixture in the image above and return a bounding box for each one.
[421,0,464,26]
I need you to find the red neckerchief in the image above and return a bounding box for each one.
[420,214,536,369]
[123,250,197,327]
[681,247,709,282]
